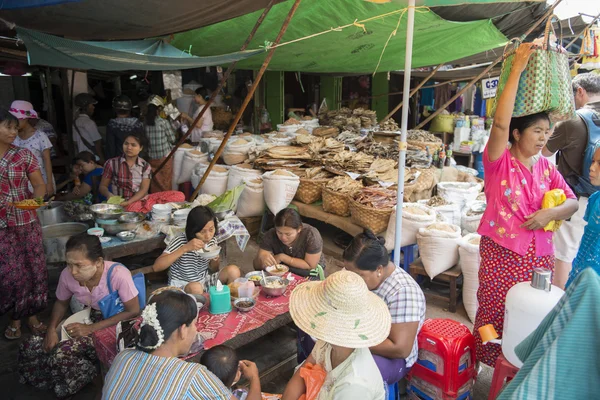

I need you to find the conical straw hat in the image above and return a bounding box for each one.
[290,270,391,349]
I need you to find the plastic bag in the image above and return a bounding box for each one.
[542,189,566,231]
[207,184,245,214]
[298,363,327,400]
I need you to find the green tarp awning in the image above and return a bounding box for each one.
[16,27,262,71]
[171,0,511,74]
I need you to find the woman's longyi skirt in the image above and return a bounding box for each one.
[0,221,48,319]
[473,236,554,366]
[149,157,173,193]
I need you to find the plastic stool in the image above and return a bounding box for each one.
[489,353,519,400]
[387,382,399,400]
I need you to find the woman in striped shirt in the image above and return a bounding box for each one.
[102,290,262,400]
[134,206,240,294]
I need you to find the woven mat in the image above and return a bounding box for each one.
[92,274,307,367]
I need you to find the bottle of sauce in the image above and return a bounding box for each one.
[438,146,446,168]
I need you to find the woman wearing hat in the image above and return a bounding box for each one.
[0,107,48,339]
[145,95,176,192]
[10,100,54,196]
[343,230,426,384]
[73,93,104,164]
[283,270,390,400]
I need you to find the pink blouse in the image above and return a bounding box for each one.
[478,147,575,257]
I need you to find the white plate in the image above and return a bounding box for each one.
[99,237,111,243]
[195,246,221,259]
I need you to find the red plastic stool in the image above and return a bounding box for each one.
[488,353,519,400]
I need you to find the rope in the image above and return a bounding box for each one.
[0,17,16,30]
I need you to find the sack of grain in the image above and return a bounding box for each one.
[417,199,461,226]
[172,144,194,189]
[178,150,209,184]
[191,164,229,196]
[228,164,262,191]
[437,182,482,210]
[458,233,481,323]
[385,203,437,251]
[417,223,461,279]
[461,200,487,235]
[262,170,300,215]
[236,177,265,218]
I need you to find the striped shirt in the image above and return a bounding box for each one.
[373,266,426,368]
[165,233,219,284]
[146,117,176,160]
[102,156,152,200]
[102,349,231,400]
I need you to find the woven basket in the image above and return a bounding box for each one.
[349,197,394,234]
[295,178,328,204]
[322,187,351,217]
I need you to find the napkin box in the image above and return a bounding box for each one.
[209,285,232,314]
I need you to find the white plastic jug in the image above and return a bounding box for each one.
[502,268,564,368]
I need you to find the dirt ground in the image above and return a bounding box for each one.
[0,224,494,399]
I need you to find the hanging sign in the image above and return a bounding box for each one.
[482,77,499,99]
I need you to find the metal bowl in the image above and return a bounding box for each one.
[245,271,265,286]
[116,231,136,242]
[97,220,141,235]
[233,297,256,312]
[260,276,289,297]
[90,204,124,220]
[190,294,207,311]
[119,212,146,224]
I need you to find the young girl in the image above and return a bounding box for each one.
[10,101,54,196]
[0,107,47,340]
[566,143,600,288]
[134,206,240,294]
[56,151,105,203]
[99,132,152,208]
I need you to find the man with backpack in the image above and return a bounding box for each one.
[105,95,144,160]
[543,73,600,288]
[73,93,104,164]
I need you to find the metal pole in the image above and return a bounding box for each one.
[381,62,443,123]
[191,0,303,201]
[152,0,277,178]
[393,0,415,267]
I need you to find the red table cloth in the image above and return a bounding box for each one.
[93,275,307,367]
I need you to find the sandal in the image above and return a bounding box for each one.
[4,325,21,340]
[28,321,48,336]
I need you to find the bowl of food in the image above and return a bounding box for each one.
[245,271,264,285]
[266,264,289,277]
[195,245,221,259]
[87,227,104,237]
[260,276,289,297]
[119,212,146,224]
[90,204,124,220]
[233,297,256,312]
[116,231,136,242]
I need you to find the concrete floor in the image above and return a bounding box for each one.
[0,230,495,399]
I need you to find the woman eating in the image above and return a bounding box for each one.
[10,100,54,196]
[0,107,47,340]
[102,290,259,400]
[254,208,325,277]
[343,230,426,384]
[56,151,105,203]
[133,206,240,294]
[145,95,176,192]
[99,132,152,208]
[475,43,578,366]
[19,234,140,398]
[283,270,390,400]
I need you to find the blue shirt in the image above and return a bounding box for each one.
[567,191,600,288]
[83,167,106,202]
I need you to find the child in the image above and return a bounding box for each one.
[135,206,240,294]
[566,144,600,288]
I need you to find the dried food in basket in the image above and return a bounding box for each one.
[283,118,302,126]
[303,167,333,180]
[325,176,363,194]
[266,146,311,159]
[313,126,339,138]
[328,150,373,172]
[427,196,450,207]
[379,118,399,132]
[407,130,442,143]
[353,186,397,209]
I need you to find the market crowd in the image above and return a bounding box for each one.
[1,43,600,399]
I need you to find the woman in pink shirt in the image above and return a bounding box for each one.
[19,234,140,398]
[474,43,579,366]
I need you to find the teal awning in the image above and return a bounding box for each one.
[16,27,262,71]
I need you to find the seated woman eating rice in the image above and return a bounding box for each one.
[133,206,240,294]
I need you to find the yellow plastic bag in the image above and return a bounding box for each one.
[542,189,566,232]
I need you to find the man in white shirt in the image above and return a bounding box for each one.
[73,93,104,163]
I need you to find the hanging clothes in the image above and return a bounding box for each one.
[420,88,435,108]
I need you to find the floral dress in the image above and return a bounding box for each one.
[474,148,575,366]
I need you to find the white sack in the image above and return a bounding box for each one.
[178,150,209,184]
[172,146,194,189]
[236,178,265,218]
[262,170,300,215]
[191,164,229,196]
[458,233,481,323]
[437,182,482,210]
[228,165,262,191]
[461,201,486,235]
[417,200,462,226]
[385,203,437,251]
[417,223,461,279]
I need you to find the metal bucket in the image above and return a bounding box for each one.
[42,222,88,263]
[37,201,67,227]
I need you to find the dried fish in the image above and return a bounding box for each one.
[426,196,450,207]
[283,118,302,126]
[407,129,442,143]
[319,107,377,133]
[328,150,374,172]
[379,118,399,132]
[303,167,333,180]
[353,186,397,208]
[325,176,364,193]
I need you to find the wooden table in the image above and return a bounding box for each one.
[291,201,364,237]
[410,258,463,313]
[102,235,166,261]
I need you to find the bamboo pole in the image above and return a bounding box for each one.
[564,11,600,50]
[190,0,303,201]
[380,63,443,123]
[414,0,563,131]
[152,0,277,179]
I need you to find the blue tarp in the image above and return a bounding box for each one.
[0,0,81,9]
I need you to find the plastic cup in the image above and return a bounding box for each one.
[478,324,499,343]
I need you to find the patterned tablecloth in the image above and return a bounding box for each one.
[92,274,307,367]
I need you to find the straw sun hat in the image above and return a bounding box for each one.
[290,270,391,349]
